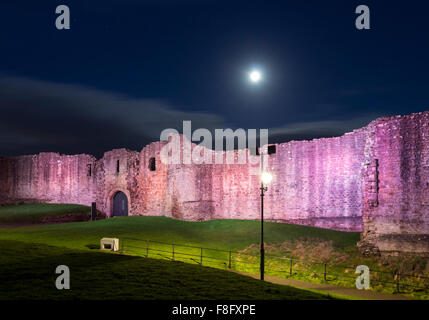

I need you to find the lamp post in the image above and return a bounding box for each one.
[246,67,274,280]
[260,168,273,281]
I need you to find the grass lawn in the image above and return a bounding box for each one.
[0,213,355,300]
[0,240,333,300]
[0,215,360,251]
[0,203,91,225]
[0,210,427,299]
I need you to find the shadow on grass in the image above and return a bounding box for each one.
[85,244,100,250]
[0,240,336,300]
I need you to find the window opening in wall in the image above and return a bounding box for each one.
[267,145,276,154]
[116,160,120,173]
[149,157,156,171]
[87,164,92,177]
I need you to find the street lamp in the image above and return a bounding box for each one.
[260,170,273,281]
[256,144,276,281]
[261,171,273,185]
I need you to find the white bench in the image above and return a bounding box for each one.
[100,237,119,251]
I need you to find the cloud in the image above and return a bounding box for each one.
[0,76,226,157]
[268,113,384,143]
[0,76,388,157]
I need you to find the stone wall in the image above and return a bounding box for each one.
[95,148,140,217]
[139,129,367,233]
[0,153,96,206]
[1,111,429,255]
[260,128,367,232]
[136,142,169,217]
[360,113,429,255]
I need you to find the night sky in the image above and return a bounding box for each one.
[1,0,428,158]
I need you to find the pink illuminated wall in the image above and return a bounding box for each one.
[1,111,429,254]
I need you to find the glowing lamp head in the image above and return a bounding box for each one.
[261,171,273,185]
[249,69,262,83]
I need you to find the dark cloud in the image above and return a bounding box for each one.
[0,76,226,157]
[268,113,383,144]
[0,76,390,157]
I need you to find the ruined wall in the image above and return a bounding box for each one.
[1,111,429,254]
[139,129,367,232]
[137,136,219,221]
[135,142,169,217]
[359,113,429,255]
[210,149,260,221]
[0,153,96,206]
[95,148,140,217]
[266,128,367,231]
[199,129,367,232]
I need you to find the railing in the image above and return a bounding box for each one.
[120,237,429,295]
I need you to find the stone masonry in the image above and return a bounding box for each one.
[1,111,429,255]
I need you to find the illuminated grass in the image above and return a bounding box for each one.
[0,215,360,250]
[0,215,358,299]
[0,240,334,300]
[1,214,426,299]
[233,241,429,300]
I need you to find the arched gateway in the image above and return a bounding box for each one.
[112,191,128,217]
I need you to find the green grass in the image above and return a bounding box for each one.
[0,215,360,251]
[0,203,91,224]
[0,214,356,300]
[0,240,333,300]
[0,213,426,299]
[234,240,429,299]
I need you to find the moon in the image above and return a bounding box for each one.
[249,69,262,83]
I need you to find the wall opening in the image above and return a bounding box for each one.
[112,191,128,217]
[267,145,276,155]
[149,157,156,171]
[116,160,120,173]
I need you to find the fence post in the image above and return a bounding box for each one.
[146,240,149,258]
[228,250,232,269]
[290,258,293,276]
[200,247,203,266]
[172,243,175,261]
[324,263,327,281]
[396,271,400,293]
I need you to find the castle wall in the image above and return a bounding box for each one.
[135,142,169,217]
[0,153,96,206]
[1,112,429,255]
[210,150,260,221]
[360,113,429,255]
[266,128,367,231]
[147,128,367,232]
[95,148,140,217]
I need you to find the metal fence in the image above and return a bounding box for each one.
[119,237,429,294]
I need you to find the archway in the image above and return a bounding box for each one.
[112,191,128,217]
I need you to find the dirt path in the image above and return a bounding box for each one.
[234,271,415,300]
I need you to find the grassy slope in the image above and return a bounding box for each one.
[3,215,425,299]
[0,215,357,300]
[0,203,90,224]
[0,240,333,300]
[0,215,360,251]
